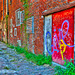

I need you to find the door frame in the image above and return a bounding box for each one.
[44,15,52,56]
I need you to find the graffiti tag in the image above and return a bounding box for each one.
[45,20,75,60]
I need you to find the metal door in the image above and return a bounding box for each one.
[44,15,52,55]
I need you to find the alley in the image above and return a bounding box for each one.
[0,42,54,75]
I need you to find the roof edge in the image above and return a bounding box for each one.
[42,2,75,16]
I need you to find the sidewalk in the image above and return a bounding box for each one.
[0,42,55,75]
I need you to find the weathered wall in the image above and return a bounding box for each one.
[0,0,75,65]
[8,0,24,45]
[0,0,7,42]
[0,1,2,40]
[8,0,75,57]
[27,0,75,55]
[0,1,2,22]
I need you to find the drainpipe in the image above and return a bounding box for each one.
[6,0,8,43]
[3,0,4,19]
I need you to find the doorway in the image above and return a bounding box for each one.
[44,15,52,55]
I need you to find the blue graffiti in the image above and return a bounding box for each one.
[45,31,59,55]
[45,31,53,55]
[45,20,75,55]
[61,20,75,47]
[61,20,69,38]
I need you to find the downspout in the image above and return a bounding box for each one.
[6,0,8,43]
[3,0,4,19]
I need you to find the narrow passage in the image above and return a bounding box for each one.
[0,42,54,75]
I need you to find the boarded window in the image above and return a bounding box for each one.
[26,16,34,33]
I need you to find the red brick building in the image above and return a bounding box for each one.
[26,0,75,65]
[0,0,2,22]
[8,0,24,46]
[0,0,75,65]
[0,0,8,42]
[0,0,2,40]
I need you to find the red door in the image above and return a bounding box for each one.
[52,8,74,65]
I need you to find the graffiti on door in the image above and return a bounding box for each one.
[45,20,74,60]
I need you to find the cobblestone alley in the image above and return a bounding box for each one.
[0,42,55,75]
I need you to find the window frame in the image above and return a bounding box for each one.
[14,28,17,36]
[15,8,20,26]
[20,10,25,24]
[26,16,34,33]
[15,9,24,26]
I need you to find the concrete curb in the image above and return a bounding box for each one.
[52,62,66,69]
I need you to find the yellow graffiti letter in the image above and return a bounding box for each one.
[59,39,70,60]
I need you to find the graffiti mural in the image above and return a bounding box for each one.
[45,8,74,64]
[46,20,73,59]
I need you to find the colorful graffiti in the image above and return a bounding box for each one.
[45,20,74,60]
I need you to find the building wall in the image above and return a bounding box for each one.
[0,0,2,40]
[7,0,75,54]
[0,1,2,22]
[0,0,75,65]
[8,0,24,45]
[0,0,7,42]
[27,0,75,55]
[2,0,7,43]
[0,0,75,54]
[42,1,75,65]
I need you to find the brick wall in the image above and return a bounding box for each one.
[8,0,24,45]
[0,0,3,21]
[0,0,2,41]
[7,0,75,55]
[27,0,75,55]
[0,0,7,42]
[0,1,2,22]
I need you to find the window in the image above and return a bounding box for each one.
[17,40,21,46]
[10,19,12,33]
[0,22,1,29]
[10,19,13,37]
[9,0,12,5]
[20,10,24,24]
[15,9,20,26]
[15,9,24,26]
[14,28,17,36]
[26,16,34,33]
